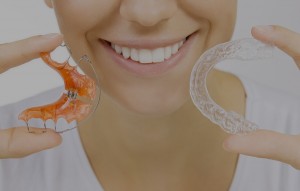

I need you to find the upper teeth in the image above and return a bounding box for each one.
[111,39,186,64]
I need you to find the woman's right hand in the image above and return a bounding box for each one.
[0,34,63,158]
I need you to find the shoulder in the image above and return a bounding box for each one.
[234,72,300,117]
[233,73,300,134]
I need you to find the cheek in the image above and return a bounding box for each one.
[51,0,123,78]
[52,0,117,28]
[182,0,237,42]
[182,0,237,19]
[51,0,118,52]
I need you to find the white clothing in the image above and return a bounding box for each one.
[1,76,300,191]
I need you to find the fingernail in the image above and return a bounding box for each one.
[43,33,62,39]
[254,25,274,35]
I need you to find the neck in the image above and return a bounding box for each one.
[79,91,228,166]
[77,70,242,190]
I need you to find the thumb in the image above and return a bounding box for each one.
[0,127,62,158]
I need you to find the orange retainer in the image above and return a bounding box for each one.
[18,52,99,133]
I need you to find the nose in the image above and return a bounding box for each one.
[120,0,177,27]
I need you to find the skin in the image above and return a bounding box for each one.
[0,1,300,191]
[46,0,240,190]
[46,0,237,116]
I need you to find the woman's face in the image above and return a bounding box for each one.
[45,0,237,117]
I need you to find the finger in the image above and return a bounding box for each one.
[0,127,62,158]
[251,25,300,69]
[223,130,300,169]
[0,33,63,74]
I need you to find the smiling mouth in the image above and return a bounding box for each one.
[103,35,191,64]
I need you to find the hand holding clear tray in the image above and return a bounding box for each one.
[0,34,64,158]
[221,25,300,170]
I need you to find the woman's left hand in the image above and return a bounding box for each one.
[223,25,300,170]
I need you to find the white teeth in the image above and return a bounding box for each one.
[111,39,186,64]
[122,47,130,59]
[139,49,152,63]
[115,45,122,54]
[152,48,165,63]
[130,48,139,61]
[171,43,179,54]
[164,46,172,60]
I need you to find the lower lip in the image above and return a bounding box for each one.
[100,33,197,77]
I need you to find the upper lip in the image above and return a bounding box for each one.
[99,31,196,49]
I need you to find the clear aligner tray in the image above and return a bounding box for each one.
[190,38,274,134]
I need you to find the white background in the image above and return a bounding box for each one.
[0,0,300,106]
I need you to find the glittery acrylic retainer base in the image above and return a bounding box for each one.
[190,38,274,134]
